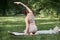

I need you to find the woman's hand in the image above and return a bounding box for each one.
[14,2,22,4]
[24,29,29,34]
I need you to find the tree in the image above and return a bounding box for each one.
[0,0,8,16]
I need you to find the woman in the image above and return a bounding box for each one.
[14,2,37,35]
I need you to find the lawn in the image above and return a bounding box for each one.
[0,16,60,40]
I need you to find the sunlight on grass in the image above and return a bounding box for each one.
[40,21,60,24]
[0,16,60,40]
[0,17,25,21]
[35,18,59,20]
[4,25,25,27]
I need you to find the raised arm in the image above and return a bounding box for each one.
[14,2,33,13]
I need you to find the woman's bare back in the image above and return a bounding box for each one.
[27,13,35,24]
[26,13,37,33]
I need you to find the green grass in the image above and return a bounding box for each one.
[0,16,60,40]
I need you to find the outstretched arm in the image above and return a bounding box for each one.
[14,2,33,13]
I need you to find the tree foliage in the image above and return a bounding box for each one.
[0,0,60,18]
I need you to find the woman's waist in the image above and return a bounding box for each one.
[29,23,35,25]
[29,23,37,27]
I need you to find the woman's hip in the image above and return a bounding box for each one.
[29,25,37,32]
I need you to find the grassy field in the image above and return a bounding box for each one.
[0,16,60,40]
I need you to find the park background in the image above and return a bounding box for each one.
[0,0,60,40]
